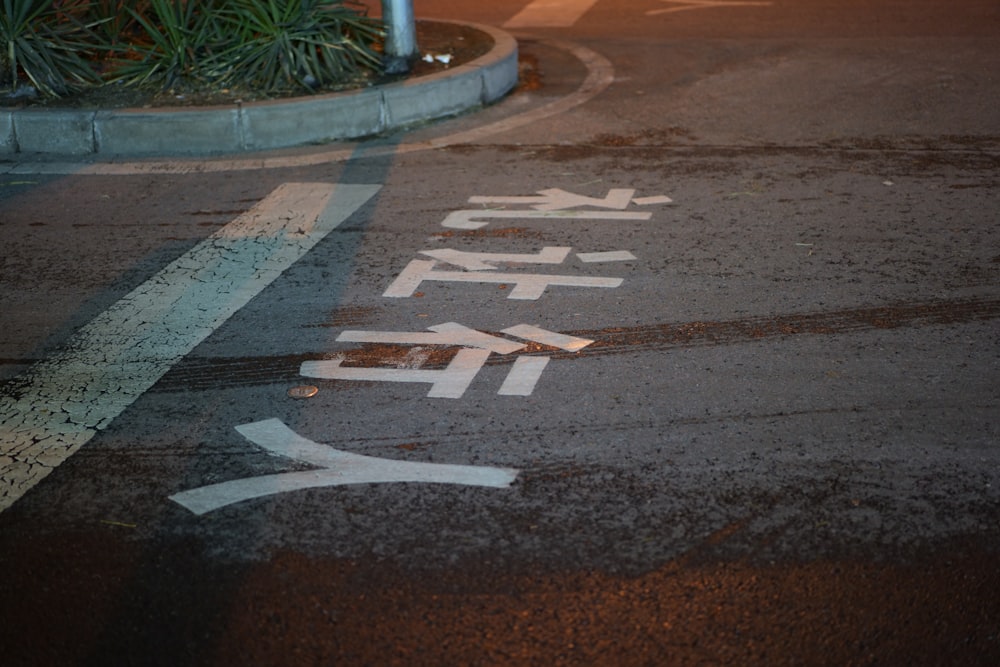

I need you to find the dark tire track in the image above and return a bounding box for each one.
[150,296,1000,391]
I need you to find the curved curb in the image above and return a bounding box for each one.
[0,21,518,159]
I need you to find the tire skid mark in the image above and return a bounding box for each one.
[150,296,999,392]
[563,296,1000,359]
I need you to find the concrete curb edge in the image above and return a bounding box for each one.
[0,21,518,159]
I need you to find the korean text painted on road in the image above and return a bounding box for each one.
[170,187,671,512]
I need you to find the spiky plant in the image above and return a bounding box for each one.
[107,0,227,89]
[1,0,102,97]
[207,0,384,94]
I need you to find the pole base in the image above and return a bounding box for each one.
[383,55,412,75]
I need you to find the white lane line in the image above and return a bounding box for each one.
[0,183,381,513]
[169,419,519,515]
[505,0,600,28]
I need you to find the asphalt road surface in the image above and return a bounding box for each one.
[2,1,999,664]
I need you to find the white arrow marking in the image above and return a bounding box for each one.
[442,209,651,230]
[420,247,572,271]
[0,183,381,513]
[648,0,773,16]
[468,188,635,211]
[169,419,519,515]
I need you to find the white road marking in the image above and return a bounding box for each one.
[421,247,572,271]
[469,188,635,211]
[0,183,381,513]
[501,324,594,352]
[498,357,551,395]
[632,195,674,206]
[505,0,600,28]
[302,322,589,399]
[441,209,652,230]
[647,0,773,16]
[383,259,624,300]
[169,419,519,515]
[336,322,525,354]
[302,347,492,399]
[576,250,637,263]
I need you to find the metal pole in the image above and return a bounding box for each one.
[381,0,418,74]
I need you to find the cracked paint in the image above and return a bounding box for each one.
[0,183,381,513]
